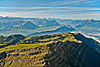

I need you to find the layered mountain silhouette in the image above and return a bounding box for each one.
[0,20,38,31]
[22,21,38,29]
[0,16,100,39]
[29,19,60,27]
[28,25,75,36]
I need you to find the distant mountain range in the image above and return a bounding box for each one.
[0,20,38,30]
[28,25,75,36]
[32,19,60,27]
[0,17,60,30]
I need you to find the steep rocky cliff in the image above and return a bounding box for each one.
[45,41,100,67]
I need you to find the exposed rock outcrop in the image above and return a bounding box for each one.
[45,41,100,67]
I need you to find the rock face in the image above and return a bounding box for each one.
[0,52,7,59]
[45,41,100,67]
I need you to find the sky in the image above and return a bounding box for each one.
[0,0,100,20]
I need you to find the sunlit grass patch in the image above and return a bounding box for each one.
[39,37,59,41]
[0,42,52,53]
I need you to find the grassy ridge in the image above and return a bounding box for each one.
[0,32,82,67]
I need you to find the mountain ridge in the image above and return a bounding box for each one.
[28,25,75,37]
[0,32,100,67]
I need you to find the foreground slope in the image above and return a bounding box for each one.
[0,32,100,67]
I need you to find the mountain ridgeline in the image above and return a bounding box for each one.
[28,25,75,37]
[0,17,60,31]
[0,32,100,67]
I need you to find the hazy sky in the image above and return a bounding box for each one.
[0,0,100,19]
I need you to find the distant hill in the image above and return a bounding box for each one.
[27,19,60,27]
[55,25,75,32]
[0,34,26,47]
[22,21,38,29]
[41,20,60,27]
[28,25,75,36]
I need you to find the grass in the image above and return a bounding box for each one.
[39,37,59,41]
[0,44,4,45]
[4,46,49,67]
[4,61,44,67]
[62,35,82,43]
[24,37,32,40]
[60,32,72,36]
[61,32,82,43]
[73,32,79,35]
[4,44,49,67]
[0,42,52,53]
